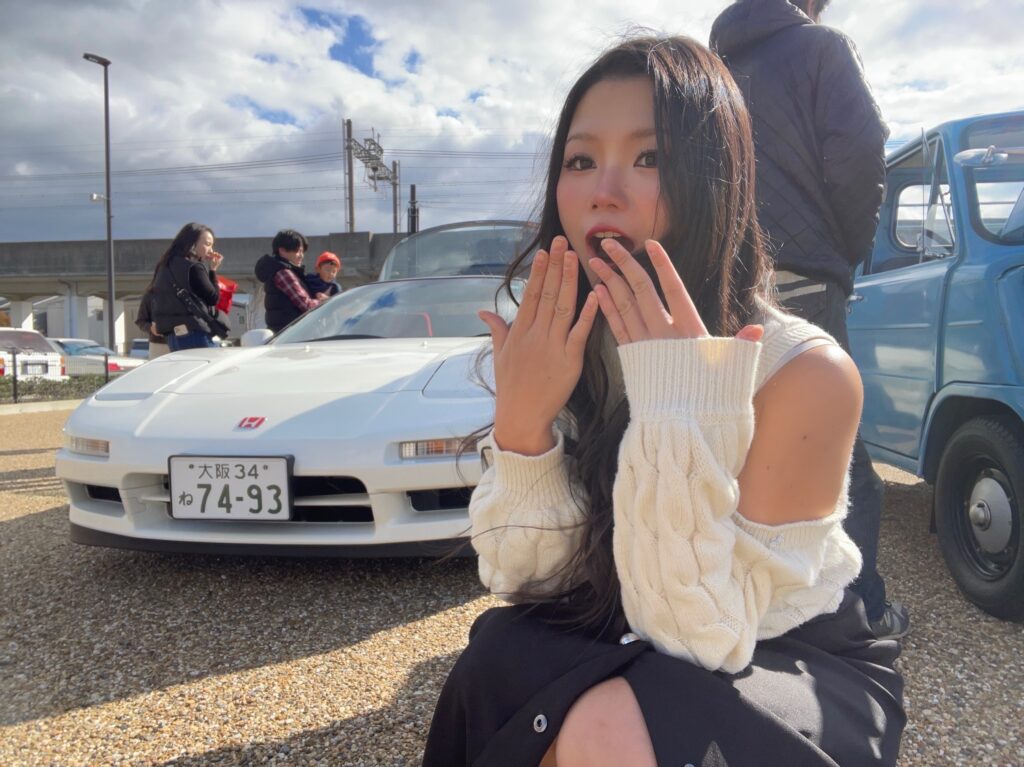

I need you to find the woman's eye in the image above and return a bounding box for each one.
[563,154,594,171]
[635,151,657,169]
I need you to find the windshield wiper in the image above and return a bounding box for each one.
[303,334,384,342]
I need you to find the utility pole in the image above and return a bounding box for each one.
[344,118,355,233]
[391,160,400,234]
[83,52,116,352]
[408,184,419,233]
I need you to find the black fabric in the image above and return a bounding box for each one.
[255,254,309,332]
[135,291,166,343]
[422,592,904,767]
[153,255,221,335]
[710,0,889,294]
[304,272,341,297]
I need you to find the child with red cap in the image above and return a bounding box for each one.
[305,251,343,299]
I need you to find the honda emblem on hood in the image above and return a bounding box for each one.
[237,416,266,430]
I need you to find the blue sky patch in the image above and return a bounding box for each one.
[437,107,460,118]
[404,49,422,73]
[299,7,343,29]
[468,89,485,102]
[229,95,298,126]
[326,15,377,77]
[255,52,278,64]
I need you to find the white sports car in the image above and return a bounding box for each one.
[57,276,519,556]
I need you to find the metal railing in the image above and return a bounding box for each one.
[0,350,123,404]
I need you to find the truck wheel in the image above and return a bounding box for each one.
[935,415,1024,621]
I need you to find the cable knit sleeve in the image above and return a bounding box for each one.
[613,337,850,673]
[469,428,585,599]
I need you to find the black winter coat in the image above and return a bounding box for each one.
[711,0,889,293]
[254,254,309,333]
[152,255,221,335]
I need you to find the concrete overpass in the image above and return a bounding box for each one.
[0,230,405,348]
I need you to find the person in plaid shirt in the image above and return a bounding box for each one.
[254,229,328,332]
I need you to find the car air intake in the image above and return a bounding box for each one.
[86,485,122,503]
[408,487,473,512]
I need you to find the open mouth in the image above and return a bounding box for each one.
[586,231,636,260]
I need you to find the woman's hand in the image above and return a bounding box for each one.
[478,236,599,455]
[205,251,224,271]
[590,238,763,344]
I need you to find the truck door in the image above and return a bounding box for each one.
[848,136,958,461]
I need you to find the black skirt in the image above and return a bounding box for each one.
[422,591,904,767]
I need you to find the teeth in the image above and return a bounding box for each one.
[594,232,621,239]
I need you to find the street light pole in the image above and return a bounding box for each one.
[83,52,116,352]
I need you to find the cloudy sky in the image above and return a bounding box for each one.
[1,0,1021,244]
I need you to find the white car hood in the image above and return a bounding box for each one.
[96,337,487,399]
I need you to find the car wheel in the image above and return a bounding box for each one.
[934,415,1024,621]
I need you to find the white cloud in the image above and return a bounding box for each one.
[0,0,1020,242]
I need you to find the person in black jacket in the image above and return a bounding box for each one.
[254,229,323,333]
[135,288,169,359]
[711,0,909,640]
[152,222,224,351]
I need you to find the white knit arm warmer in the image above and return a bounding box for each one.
[614,337,810,673]
[469,429,585,599]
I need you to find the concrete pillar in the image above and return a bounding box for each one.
[112,299,127,354]
[66,290,90,337]
[9,301,34,330]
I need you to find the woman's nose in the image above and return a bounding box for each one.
[591,167,626,209]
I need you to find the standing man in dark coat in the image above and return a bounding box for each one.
[712,0,910,640]
[254,229,324,333]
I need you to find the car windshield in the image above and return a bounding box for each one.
[960,117,1024,244]
[59,340,114,356]
[273,277,523,344]
[379,222,536,280]
[0,331,55,354]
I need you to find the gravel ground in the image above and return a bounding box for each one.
[1,410,1022,766]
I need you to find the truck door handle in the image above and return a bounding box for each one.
[847,294,864,303]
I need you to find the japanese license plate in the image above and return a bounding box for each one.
[169,456,291,520]
[24,362,47,375]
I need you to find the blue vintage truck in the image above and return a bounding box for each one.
[848,110,1024,620]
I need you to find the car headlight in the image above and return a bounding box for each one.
[399,438,475,459]
[66,435,110,458]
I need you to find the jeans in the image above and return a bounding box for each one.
[167,330,217,351]
[775,271,887,620]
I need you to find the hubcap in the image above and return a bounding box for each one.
[967,476,1013,555]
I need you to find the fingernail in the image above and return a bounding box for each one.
[601,238,615,251]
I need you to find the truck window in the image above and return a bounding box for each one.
[879,139,956,273]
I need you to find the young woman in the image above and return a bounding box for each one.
[422,36,904,767]
[152,222,225,351]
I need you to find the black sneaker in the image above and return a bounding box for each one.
[869,600,911,640]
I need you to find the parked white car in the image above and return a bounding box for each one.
[49,338,146,376]
[57,276,519,556]
[0,327,66,381]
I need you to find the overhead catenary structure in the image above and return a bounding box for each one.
[344,119,401,234]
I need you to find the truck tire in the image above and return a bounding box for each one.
[934,415,1024,621]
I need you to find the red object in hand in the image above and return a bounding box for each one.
[216,276,238,314]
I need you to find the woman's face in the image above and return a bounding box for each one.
[556,76,668,286]
[193,230,214,259]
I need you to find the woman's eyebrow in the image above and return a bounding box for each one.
[566,128,656,143]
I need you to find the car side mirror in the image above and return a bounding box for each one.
[240,329,274,347]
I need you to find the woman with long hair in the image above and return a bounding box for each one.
[422,35,904,767]
[152,222,225,350]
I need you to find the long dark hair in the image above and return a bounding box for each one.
[150,222,214,288]
[478,35,773,634]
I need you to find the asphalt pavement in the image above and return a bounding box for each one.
[1,410,1021,766]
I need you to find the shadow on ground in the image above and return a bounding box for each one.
[155,651,461,767]
[0,506,481,726]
